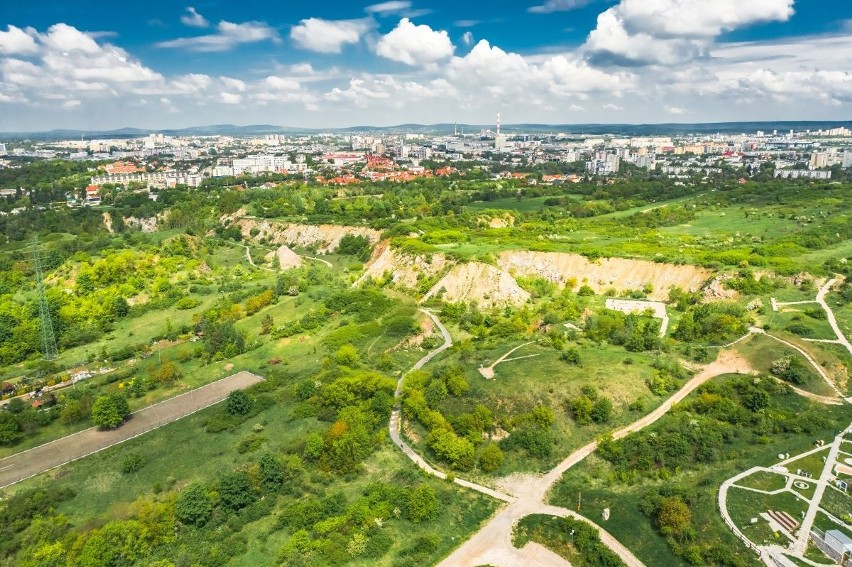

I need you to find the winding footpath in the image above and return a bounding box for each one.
[390,310,515,503]
[392,311,754,566]
[815,278,852,356]
[396,286,852,566]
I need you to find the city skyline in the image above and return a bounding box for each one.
[1,0,851,131]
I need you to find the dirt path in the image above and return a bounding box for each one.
[437,349,754,567]
[479,341,537,379]
[0,372,264,488]
[304,256,333,268]
[244,245,257,267]
[389,310,515,503]
[816,277,852,356]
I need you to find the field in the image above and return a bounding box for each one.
[402,334,674,476]
[0,172,850,566]
[734,334,838,398]
[7,382,498,566]
[548,374,852,566]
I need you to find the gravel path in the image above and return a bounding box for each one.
[0,371,264,488]
[437,349,754,567]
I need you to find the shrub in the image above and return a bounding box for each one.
[120,453,145,474]
[176,483,213,526]
[226,390,252,416]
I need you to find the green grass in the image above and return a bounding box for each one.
[726,488,807,544]
[512,514,626,567]
[734,471,788,492]
[735,334,836,397]
[548,375,852,567]
[818,485,852,521]
[764,309,838,341]
[786,449,830,479]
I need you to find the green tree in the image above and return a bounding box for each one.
[0,411,22,445]
[113,296,130,318]
[175,483,213,527]
[258,452,284,489]
[219,470,256,511]
[226,389,252,416]
[334,344,359,366]
[478,443,504,473]
[90,394,130,429]
[406,484,439,523]
[151,360,181,385]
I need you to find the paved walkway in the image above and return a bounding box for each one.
[719,424,852,564]
[0,371,264,488]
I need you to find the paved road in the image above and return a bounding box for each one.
[0,371,264,488]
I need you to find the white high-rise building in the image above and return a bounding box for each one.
[809,152,829,170]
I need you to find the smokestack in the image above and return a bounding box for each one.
[497,112,501,135]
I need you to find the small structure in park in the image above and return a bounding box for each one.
[604,298,669,337]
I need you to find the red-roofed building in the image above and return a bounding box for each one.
[85,185,101,205]
[104,161,143,174]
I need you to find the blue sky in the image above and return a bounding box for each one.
[1,0,851,130]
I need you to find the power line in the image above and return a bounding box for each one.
[31,237,58,360]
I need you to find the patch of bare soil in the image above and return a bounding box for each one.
[499,250,712,301]
[265,245,302,270]
[230,215,382,254]
[422,262,531,307]
[703,275,740,301]
[356,240,452,289]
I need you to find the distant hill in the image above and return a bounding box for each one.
[2,120,850,140]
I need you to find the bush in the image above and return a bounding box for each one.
[226,390,252,416]
[120,453,145,474]
[406,484,439,523]
[559,348,581,366]
[479,443,504,473]
[176,483,213,527]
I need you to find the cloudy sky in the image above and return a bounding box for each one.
[1,0,851,130]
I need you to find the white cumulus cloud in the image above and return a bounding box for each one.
[180,7,209,28]
[290,18,369,54]
[157,20,280,52]
[375,18,454,66]
[585,0,795,65]
[0,25,38,55]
